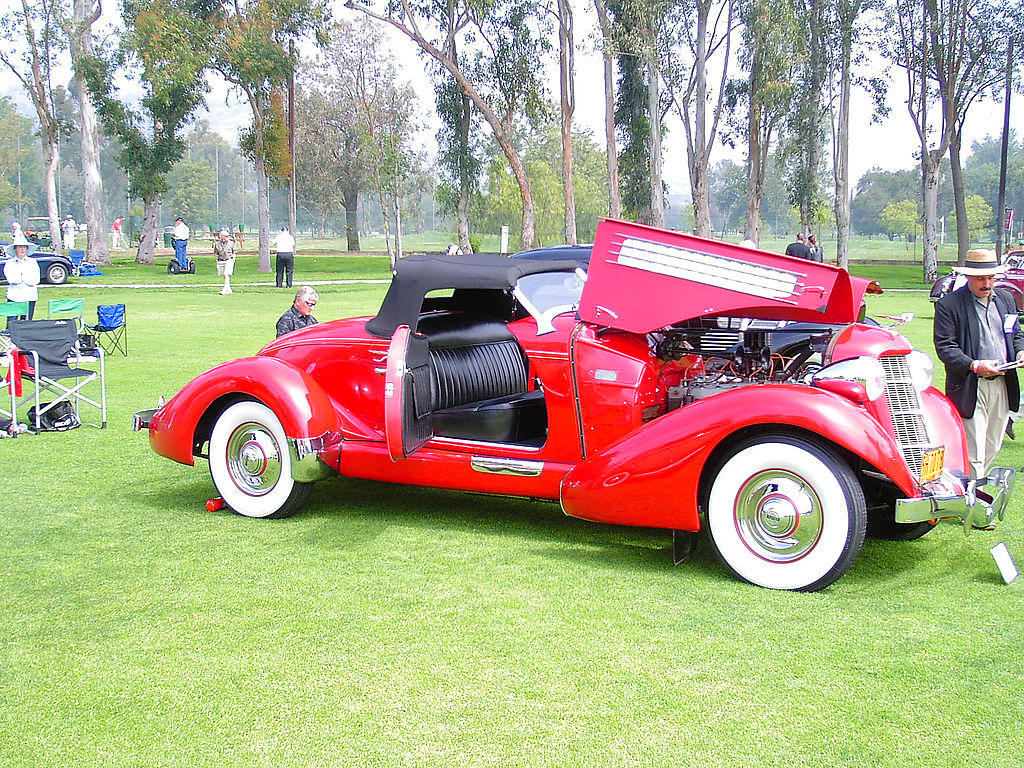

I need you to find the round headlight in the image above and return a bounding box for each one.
[906,350,935,392]
[811,356,887,402]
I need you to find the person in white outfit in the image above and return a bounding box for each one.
[213,229,237,295]
[62,215,77,250]
[273,227,296,288]
[3,232,41,321]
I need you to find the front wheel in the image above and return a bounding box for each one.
[208,401,312,519]
[706,434,866,591]
[46,262,69,284]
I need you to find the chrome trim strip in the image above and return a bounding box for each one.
[287,432,335,483]
[470,456,544,477]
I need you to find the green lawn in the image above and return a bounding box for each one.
[2,263,1023,767]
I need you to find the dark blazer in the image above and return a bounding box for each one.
[933,285,1024,419]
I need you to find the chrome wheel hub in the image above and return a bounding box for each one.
[226,422,282,496]
[734,471,823,562]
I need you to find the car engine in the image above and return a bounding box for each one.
[654,318,836,411]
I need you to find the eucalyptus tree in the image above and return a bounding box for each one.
[0,0,66,254]
[888,0,955,280]
[828,0,879,268]
[78,0,212,264]
[663,0,737,238]
[321,19,419,267]
[347,0,550,250]
[435,68,482,253]
[732,0,796,247]
[592,0,621,218]
[209,0,329,271]
[609,0,671,227]
[781,0,830,242]
[67,0,110,265]
[293,85,360,243]
[933,0,1015,263]
[552,0,576,244]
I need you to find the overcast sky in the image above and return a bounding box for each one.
[3,2,1020,201]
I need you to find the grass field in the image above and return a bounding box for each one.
[2,258,1023,767]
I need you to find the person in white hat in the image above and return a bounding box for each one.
[213,229,237,295]
[934,248,1024,489]
[62,214,77,250]
[3,232,41,320]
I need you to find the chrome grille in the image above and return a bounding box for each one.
[880,354,932,478]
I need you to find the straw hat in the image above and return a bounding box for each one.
[952,249,1008,276]
[4,232,39,259]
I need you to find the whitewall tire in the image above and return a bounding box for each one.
[707,434,866,591]
[208,401,312,519]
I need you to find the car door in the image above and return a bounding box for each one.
[384,324,433,460]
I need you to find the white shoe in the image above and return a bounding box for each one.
[220,288,231,295]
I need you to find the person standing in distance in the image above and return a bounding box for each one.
[784,233,811,260]
[276,286,318,337]
[62,214,77,250]
[213,229,237,295]
[274,227,296,288]
[934,248,1024,483]
[172,216,190,271]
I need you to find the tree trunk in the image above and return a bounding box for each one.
[949,127,971,263]
[457,89,473,253]
[744,95,764,245]
[349,5,536,248]
[647,57,665,228]
[922,150,941,282]
[43,138,61,255]
[558,0,577,245]
[70,0,109,267]
[344,188,361,251]
[136,193,159,264]
[256,154,271,271]
[593,0,620,218]
[833,24,853,270]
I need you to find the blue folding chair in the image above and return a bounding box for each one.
[84,304,127,356]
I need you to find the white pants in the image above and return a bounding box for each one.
[963,376,1009,480]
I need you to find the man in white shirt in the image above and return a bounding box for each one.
[172,217,190,271]
[273,227,296,288]
[62,215,77,250]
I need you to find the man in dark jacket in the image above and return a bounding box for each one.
[784,233,811,260]
[934,248,1024,480]
[276,286,319,337]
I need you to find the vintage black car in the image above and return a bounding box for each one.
[0,246,73,285]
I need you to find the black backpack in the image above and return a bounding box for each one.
[27,402,81,432]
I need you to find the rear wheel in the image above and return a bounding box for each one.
[208,401,311,519]
[45,262,69,284]
[706,434,866,591]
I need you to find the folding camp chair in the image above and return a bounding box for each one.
[2,300,31,329]
[8,319,106,431]
[48,298,85,329]
[84,304,127,356]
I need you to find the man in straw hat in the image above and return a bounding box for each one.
[934,248,1024,487]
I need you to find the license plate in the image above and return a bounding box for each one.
[920,447,944,483]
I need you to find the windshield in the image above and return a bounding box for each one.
[513,269,586,334]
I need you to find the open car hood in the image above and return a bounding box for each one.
[578,219,880,333]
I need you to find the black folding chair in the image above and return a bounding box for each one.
[9,319,106,431]
[84,303,127,356]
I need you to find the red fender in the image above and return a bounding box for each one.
[560,384,924,532]
[149,356,340,466]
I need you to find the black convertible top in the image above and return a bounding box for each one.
[365,252,582,338]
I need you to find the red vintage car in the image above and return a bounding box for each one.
[135,219,1014,591]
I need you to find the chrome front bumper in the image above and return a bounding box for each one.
[896,467,1015,533]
